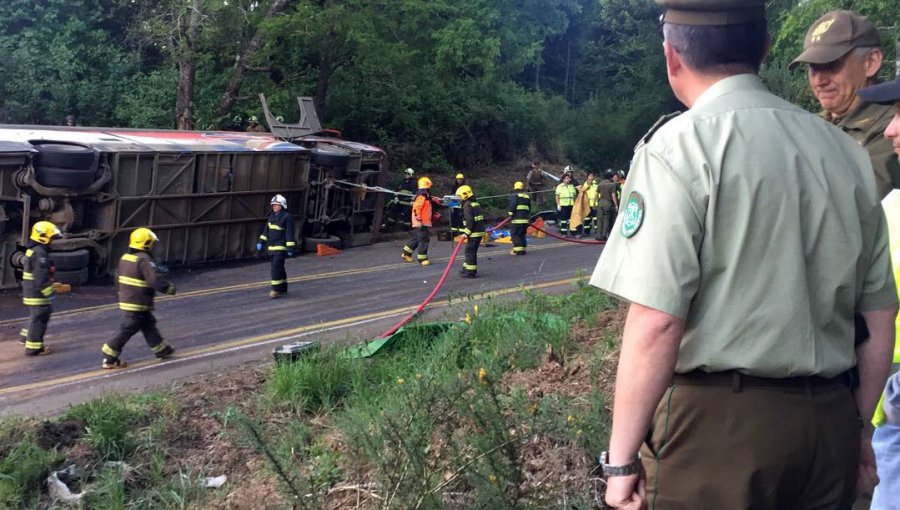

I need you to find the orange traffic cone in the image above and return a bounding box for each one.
[316,244,341,256]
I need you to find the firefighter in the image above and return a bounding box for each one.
[385,168,417,229]
[402,177,441,266]
[20,221,62,356]
[555,172,577,236]
[456,185,484,278]
[101,228,176,369]
[508,181,531,255]
[449,172,466,237]
[247,115,266,133]
[257,194,296,298]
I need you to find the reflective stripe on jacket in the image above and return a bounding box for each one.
[462,201,485,238]
[22,244,54,306]
[259,210,296,252]
[508,193,531,225]
[556,183,576,206]
[117,251,172,312]
[412,192,434,228]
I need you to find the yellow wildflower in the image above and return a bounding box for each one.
[488,474,497,485]
[396,378,405,385]
[478,367,488,384]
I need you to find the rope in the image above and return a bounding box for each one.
[333,178,554,202]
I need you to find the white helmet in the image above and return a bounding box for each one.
[563,165,572,173]
[270,194,287,208]
[405,167,415,176]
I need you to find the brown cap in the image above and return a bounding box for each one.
[656,0,766,26]
[789,10,880,69]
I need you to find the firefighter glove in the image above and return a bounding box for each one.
[287,250,295,258]
[49,294,57,302]
[256,242,264,252]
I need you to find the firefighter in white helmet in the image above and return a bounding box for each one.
[257,194,296,298]
[20,221,62,356]
[101,227,176,369]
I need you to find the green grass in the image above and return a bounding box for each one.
[65,395,147,461]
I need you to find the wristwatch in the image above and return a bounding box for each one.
[599,451,641,477]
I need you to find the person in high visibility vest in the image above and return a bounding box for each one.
[585,174,599,237]
[508,181,531,255]
[450,173,466,237]
[858,73,900,510]
[555,173,577,236]
[20,221,62,356]
[456,185,484,278]
[101,228,176,369]
[257,194,296,299]
[402,177,442,266]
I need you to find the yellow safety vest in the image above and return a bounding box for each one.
[587,182,599,207]
[873,190,900,427]
[556,183,576,206]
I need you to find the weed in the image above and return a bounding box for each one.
[66,395,145,461]
[0,438,63,509]
[267,348,364,414]
[83,465,127,510]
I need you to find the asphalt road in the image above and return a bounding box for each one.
[0,234,604,415]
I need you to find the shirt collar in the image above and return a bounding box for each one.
[692,74,766,110]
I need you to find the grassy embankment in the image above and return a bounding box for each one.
[0,281,622,509]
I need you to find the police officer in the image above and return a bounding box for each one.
[507,181,530,255]
[456,185,484,278]
[791,10,900,199]
[402,177,441,266]
[102,228,176,369]
[449,173,466,237]
[592,1,897,508]
[257,194,296,299]
[21,221,61,356]
[596,171,619,241]
[555,173,576,236]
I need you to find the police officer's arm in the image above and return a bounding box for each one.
[590,149,704,467]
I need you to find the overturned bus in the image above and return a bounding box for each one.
[0,97,387,289]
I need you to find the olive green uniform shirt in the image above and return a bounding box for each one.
[597,181,618,205]
[826,99,900,199]
[590,74,896,378]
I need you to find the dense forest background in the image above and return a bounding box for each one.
[0,0,897,172]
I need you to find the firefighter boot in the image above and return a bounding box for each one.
[269,290,282,299]
[402,253,414,263]
[155,343,175,359]
[102,358,129,369]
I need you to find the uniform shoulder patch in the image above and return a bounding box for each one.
[621,192,645,238]
[634,112,682,152]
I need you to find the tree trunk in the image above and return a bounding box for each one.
[213,0,293,125]
[175,0,202,130]
[313,23,338,119]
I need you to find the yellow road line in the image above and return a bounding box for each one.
[0,277,578,396]
[0,241,573,326]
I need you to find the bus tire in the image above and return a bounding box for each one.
[34,165,96,189]
[53,267,89,286]
[49,249,90,271]
[32,142,96,170]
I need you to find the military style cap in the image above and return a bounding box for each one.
[858,75,900,105]
[656,0,766,26]
[789,10,880,69]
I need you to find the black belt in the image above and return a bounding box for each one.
[673,370,855,392]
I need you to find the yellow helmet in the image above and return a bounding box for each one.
[514,181,524,190]
[455,173,464,180]
[456,185,474,201]
[30,221,61,245]
[129,227,158,251]
[417,177,432,189]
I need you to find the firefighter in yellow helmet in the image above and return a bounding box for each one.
[507,181,530,255]
[456,185,484,278]
[449,172,466,237]
[402,177,442,265]
[20,221,62,356]
[101,228,176,369]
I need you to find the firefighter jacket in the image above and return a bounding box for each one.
[117,250,174,312]
[508,193,531,225]
[412,192,436,228]
[259,210,297,253]
[461,200,485,238]
[397,178,417,206]
[22,243,54,306]
[556,182,576,206]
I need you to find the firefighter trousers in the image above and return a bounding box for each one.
[270,252,288,293]
[558,205,573,235]
[463,235,480,275]
[404,226,430,261]
[511,224,528,253]
[103,311,169,361]
[23,304,51,354]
